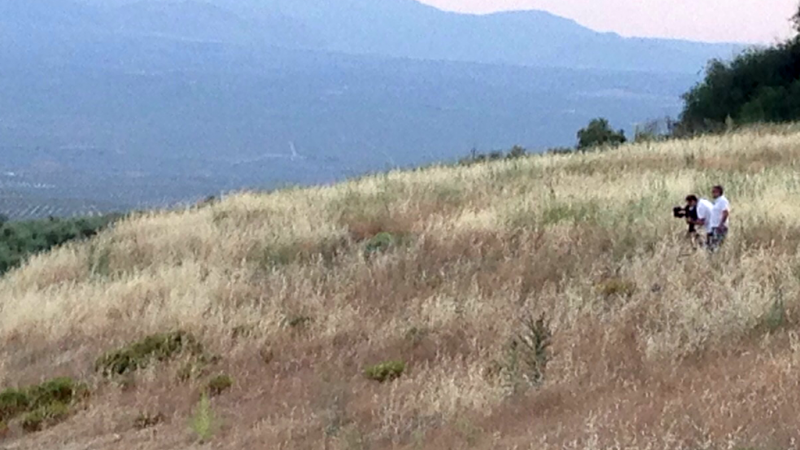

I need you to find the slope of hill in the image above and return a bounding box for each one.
[1,126,799,448]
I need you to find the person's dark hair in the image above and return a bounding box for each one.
[713,185,724,195]
[685,195,698,203]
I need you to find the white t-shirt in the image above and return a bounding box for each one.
[711,195,730,229]
[696,199,714,234]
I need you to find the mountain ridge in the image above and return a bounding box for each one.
[6,0,743,72]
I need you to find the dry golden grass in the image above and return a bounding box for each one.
[2,125,800,449]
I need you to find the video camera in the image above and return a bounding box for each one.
[673,206,693,219]
[673,204,698,233]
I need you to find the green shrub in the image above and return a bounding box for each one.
[206,374,233,397]
[95,331,204,377]
[364,361,406,383]
[0,377,87,434]
[365,232,396,254]
[26,377,86,410]
[21,402,70,433]
[0,389,30,421]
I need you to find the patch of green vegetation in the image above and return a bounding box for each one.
[0,389,30,421]
[95,331,206,377]
[364,232,396,254]
[364,361,406,383]
[0,377,87,434]
[189,393,217,443]
[26,377,88,409]
[206,374,233,397]
[21,402,70,433]
[0,214,120,276]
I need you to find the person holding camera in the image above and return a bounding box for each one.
[683,194,713,244]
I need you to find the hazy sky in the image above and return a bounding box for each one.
[421,0,797,43]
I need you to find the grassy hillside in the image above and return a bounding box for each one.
[1,126,800,449]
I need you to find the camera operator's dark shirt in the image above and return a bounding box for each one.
[687,205,698,233]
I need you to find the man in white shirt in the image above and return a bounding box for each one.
[708,185,730,250]
[685,195,714,246]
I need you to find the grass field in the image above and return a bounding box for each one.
[1,126,800,449]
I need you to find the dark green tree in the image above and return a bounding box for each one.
[794,3,800,33]
[576,118,627,150]
[676,7,800,134]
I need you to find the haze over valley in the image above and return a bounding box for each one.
[0,0,740,218]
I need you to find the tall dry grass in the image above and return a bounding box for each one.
[2,126,800,449]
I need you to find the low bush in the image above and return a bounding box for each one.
[21,402,69,433]
[206,374,233,397]
[365,232,395,254]
[364,361,406,383]
[0,389,30,421]
[0,377,87,433]
[95,331,205,377]
[27,378,87,411]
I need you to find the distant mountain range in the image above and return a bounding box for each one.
[5,0,741,72]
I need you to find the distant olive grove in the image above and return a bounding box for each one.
[0,215,120,275]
